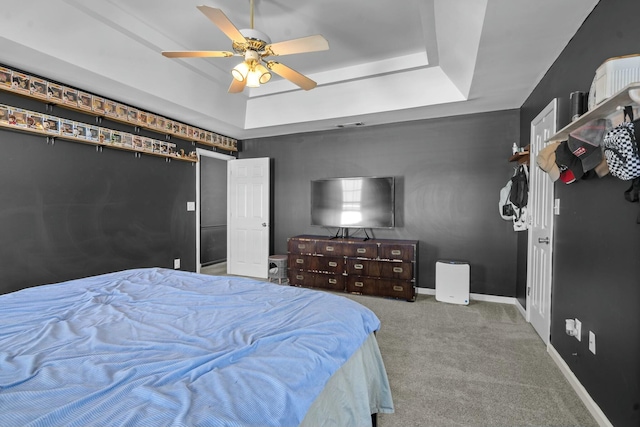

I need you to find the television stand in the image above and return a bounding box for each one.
[330,228,371,241]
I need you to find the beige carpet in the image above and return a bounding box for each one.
[343,292,597,427]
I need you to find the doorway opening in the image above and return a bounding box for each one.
[196,148,234,274]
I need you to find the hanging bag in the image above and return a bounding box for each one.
[602,106,640,180]
[509,164,529,220]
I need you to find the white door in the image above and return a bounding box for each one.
[527,99,557,345]
[227,157,270,278]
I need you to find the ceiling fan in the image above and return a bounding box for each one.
[162,1,329,93]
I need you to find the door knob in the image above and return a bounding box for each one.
[538,237,550,244]
[262,222,268,227]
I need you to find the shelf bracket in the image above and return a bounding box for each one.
[134,152,141,158]
[165,157,171,163]
[45,103,54,113]
[46,136,55,145]
[133,126,140,133]
[95,116,103,124]
[165,134,171,141]
[96,145,103,153]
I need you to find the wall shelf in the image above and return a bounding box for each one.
[0,119,196,163]
[509,145,530,165]
[0,65,238,152]
[549,82,640,142]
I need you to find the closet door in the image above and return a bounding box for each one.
[527,99,557,345]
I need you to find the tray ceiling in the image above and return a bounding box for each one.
[0,0,599,139]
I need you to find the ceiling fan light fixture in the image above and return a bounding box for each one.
[231,61,250,82]
[255,63,272,84]
[246,68,262,88]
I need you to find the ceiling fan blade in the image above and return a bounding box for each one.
[197,5,247,44]
[162,50,235,58]
[228,78,247,93]
[266,61,317,90]
[266,35,329,56]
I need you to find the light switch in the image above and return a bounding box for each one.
[187,201,195,211]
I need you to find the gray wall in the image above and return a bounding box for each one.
[0,83,199,295]
[520,1,639,425]
[240,109,521,296]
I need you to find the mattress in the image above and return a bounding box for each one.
[0,267,393,426]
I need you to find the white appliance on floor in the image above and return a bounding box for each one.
[435,261,470,305]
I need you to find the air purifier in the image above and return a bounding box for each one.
[435,261,470,305]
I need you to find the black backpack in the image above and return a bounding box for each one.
[509,165,529,219]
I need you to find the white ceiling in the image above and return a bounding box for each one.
[0,0,599,140]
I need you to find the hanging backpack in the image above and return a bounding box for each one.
[499,180,515,220]
[509,165,529,220]
[603,106,640,181]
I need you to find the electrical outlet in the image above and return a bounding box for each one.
[574,318,582,341]
[589,331,596,354]
[174,258,180,269]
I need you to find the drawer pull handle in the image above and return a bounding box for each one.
[354,264,364,270]
[355,281,364,287]
[391,250,401,256]
[393,267,403,273]
[393,285,404,292]
[296,275,304,280]
[296,259,304,264]
[328,261,337,267]
[328,278,337,284]
[356,248,367,254]
[326,246,334,251]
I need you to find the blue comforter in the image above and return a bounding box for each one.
[0,268,381,426]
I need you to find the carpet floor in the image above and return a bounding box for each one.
[343,292,598,427]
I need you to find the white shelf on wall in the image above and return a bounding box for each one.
[549,82,640,142]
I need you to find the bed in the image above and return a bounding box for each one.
[0,267,394,426]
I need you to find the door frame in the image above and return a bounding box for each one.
[195,148,235,274]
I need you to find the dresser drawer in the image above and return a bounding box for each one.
[342,242,378,258]
[312,273,346,291]
[288,254,314,271]
[314,256,344,274]
[346,259,413,280]
[315,241,344,257]
[290,271,345,291]
[379,244,415,261]
[346,277,415,301]
[288,238,316,255]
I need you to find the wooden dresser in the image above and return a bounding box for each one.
[287,234,418,301]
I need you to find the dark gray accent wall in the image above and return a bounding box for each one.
[240,110,520,296]
[0,86,198,295]
[520,1,640,425]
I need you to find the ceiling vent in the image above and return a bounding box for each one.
[336,122,365,128]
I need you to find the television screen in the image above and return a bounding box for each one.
[311,176,395,228]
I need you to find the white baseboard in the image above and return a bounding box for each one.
[416,287,518,305]
[547,344,613,427]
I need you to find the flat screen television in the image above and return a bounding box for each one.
[311,176,395,228]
